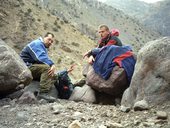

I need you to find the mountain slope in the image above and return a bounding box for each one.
[104,0,170,36]
[0,0,95,80]
[38,0,160,52]
[105,0,150,19]
[143,0,170,36]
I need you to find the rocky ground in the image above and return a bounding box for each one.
[0,98,169,128]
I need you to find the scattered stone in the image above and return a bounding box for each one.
[68,120,82,128]
[98,125,107,128]
[155,120,168,125]
[38,99,48,104]
[51,104,65,114]
[134,120,141,126]
[143,122,155,127]
[16,111,29,121]
[2,105,10,108]
[18,91,37,104]
[156,111,168,120]
[69,85,96,103]
[134,100,149,111]
[86,66,128,97]
[107,122,124,128]
[25,123,32,126]
[72,111,83,120]
[120,106,131,113]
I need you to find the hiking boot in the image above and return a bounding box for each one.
[38,93,56,103]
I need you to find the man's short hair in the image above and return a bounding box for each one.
[98,24,109,31]
[44,32,54,38]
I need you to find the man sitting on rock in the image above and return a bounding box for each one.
[20,32,73,102]
[84,45,136,83]
[87,24,123,65]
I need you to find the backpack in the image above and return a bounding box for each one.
[111,28,120,36]
[54,70,74,99]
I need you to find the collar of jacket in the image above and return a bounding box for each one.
[101,33,111,44]
[39,37,43,42]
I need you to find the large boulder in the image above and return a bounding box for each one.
[69,84,96,103]
[0,39,32,96]
[86,65,128,97]
[121,37,170,108]
[24,81,58,99]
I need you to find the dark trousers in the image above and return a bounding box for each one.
[29,64,56,93]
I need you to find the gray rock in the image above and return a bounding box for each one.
[16,111,29,121]
[51,104,65,114]
[69,84,96,103]
[86,65,128,97]
[120,105,131,113]
[24,81,58,99]
[0,39,32,96]
[134,100,149,111]
[82,63,92,77]
[107,122,124,128]
[18,91,37,104]
[156,111,168,120]
[121,37,170,107]
[68,120,82,128]
[98,125,107,128]
[72,111,83,120]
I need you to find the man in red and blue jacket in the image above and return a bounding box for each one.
[85,45,136,83]
[98,25,122,48]
[87,24,123,64]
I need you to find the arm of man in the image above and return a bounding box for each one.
[48,64,56,77]
[83,48,101,64]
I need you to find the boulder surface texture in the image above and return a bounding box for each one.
[0,39,32,96]
[121,37,170,107]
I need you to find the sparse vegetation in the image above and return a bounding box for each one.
[60,20,64,25]
[71,42,80,47]
[52,27,58,32]
[55,39,59,45]
[37,18,41,22]
[60,45,72,53]
[43,23,48,30]
[57,58,62,64]
[27,8,32,13]
[64,19,69,24]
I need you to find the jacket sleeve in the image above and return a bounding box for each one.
[91,48,101,56]
[27,42,54,66]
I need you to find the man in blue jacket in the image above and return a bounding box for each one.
[20,32,57,102]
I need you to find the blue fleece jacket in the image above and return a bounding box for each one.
[20,37,54,67]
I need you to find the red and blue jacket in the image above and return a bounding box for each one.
[91,45,136,83]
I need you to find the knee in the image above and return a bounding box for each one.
[40,64,51,72]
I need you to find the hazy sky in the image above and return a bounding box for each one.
[98,0,164,3]
[138,0,164,3]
